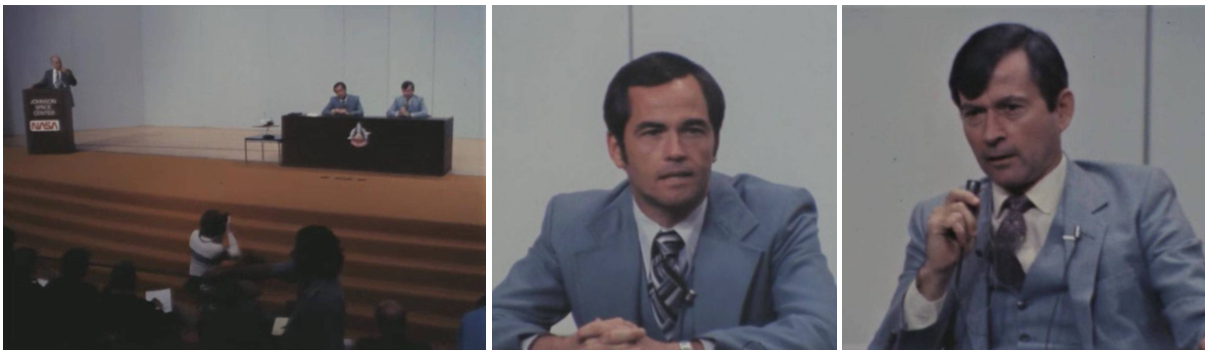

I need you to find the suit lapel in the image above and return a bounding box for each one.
[1058,162,1109,349]
[575,186,644,325]
[691,174,763,334]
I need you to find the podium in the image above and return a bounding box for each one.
[22,89,75,154]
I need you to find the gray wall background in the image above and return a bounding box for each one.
[5,5,485,139]
[493,5,837,335]
[4,6,146,133]
[842,6,1204,348]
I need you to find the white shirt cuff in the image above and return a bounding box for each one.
[699,338,716,350]
[902,278,946,330]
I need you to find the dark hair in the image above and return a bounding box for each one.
[291,225,343,279]
[199,209,229,239]
[949,23,1068,111]
[60,248,91,280]
[603,52,725,158]
[333,81,347,91]
[105,260,137,293]
[401,81,414,90]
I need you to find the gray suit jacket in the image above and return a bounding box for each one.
[321,95,363,117]
[34,69,77,107]
[492,172,837,350]
[870,160,1204,349]
[386,95,428,118]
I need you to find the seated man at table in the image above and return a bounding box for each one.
[321,81,363,117]
[387,80,429,119]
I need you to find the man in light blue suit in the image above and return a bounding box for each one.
[493,52,836,350]
[321,81,363,117]
[870,23,1204,350]
[386,80,428,118]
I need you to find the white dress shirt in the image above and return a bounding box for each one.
[903,155,1068,329]
[188,229,241,277]
[522,196,714,349]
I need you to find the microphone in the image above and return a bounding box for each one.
[938,179,981,349]
[1062,225,1081,242]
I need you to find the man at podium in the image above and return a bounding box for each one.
[32,55,77,108]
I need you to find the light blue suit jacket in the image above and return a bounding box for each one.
[492,172,837,350]
[386,95,428,118]
[321,94,363,117]
[870,160,1205,349]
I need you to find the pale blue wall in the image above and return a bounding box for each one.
[5,6,485,139]
[4,6,146,134]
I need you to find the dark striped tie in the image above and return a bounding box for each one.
[648,230,690,336]
[991,195,1032,291]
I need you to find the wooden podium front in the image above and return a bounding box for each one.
[22,89,75,154]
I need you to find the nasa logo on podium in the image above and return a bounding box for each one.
[348,122,371,148]
[29,120,61,132]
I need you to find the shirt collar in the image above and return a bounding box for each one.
[992,154,1067,216]
[633,197,708,246]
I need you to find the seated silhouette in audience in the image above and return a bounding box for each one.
[44,248,101,348]
[7,246,49,349]
[97,261,180,349]
[208,225,346,349]
[355,299,431,350]
[198,277,275,349]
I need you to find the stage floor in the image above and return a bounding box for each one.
[3,125,486,176]
[2,144,484,227]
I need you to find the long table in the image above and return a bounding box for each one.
[281,114,453,175]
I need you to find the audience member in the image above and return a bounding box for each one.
[355,299,431,349]
[44,248,100,348]
[7,247,47,349]
[197,277,275,349]
[97,261,176,348]
[211,225,346,349]
[186,210,241,305]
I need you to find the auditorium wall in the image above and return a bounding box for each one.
[4,6,146,133]
[5,5,486,139]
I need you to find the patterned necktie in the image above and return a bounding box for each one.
[991,195,1032,290]
[648,230,691,336]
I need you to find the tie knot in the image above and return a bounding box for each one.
[654,230,685,254]
[1004,195,1032,213]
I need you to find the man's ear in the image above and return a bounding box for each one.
[607,133,626,169]
[1055,89,1074,132]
